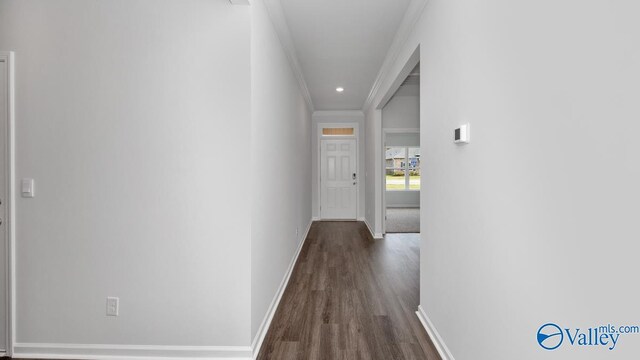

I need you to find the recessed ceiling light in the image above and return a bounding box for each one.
[336,87,344,93]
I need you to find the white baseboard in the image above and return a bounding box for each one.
[362,218,383,239]
[416,306,455,360]
[12,343,252,359]
[250,218,314,359]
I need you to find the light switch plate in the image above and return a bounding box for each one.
[106,297,119,316]
[21,178,35,198]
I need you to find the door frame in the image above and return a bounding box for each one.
[317,122,359,220]
[374,45,421,238]
[0,51,15,357]
[382,128,420,234]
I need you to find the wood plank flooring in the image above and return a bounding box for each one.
[257,221,441,360]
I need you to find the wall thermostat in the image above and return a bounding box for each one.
[454,124,470,144]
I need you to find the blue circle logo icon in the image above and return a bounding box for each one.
[537,323,563,350]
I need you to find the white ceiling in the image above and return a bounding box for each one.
[279,0,412,110]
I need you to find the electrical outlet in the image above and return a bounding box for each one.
[296,227,299,237]
[106,297,119,316]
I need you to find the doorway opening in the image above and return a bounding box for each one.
[382,63,420,234]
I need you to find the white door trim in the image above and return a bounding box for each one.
[382,128,420,234]
[0,51,15,357]
[317,122,359,220]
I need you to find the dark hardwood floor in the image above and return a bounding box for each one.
[257,221,441,360]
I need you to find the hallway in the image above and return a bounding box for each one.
[257,222,440,360]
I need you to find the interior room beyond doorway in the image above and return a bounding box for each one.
[383,63,420,234]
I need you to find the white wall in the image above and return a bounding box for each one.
[386,191,419,208]
[363,108,383,238]
[368,1,640,359]
[311,111,365,220]
[382,91,420,129]
[0,0,253,351]
[250,0,312,344]
[383,92,420,208]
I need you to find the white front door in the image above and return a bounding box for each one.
[0,53,9,352]
[320,139,357,220]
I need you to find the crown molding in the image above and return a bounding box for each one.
[362,0,428,111]
[262,0,315,112]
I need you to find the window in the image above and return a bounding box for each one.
[385,146,420,191]
[322,127,354,136]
